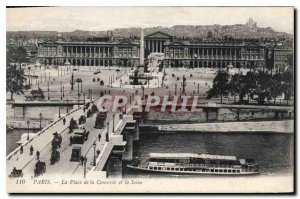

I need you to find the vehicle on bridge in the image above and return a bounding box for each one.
[34,160,46,177]
[94,111,107,129]
[87,109,93,118]
[51,132,62,151]
[69,117,78,133]
[9,167,23,178]
[70,145,82,162]
[78,115,86,125]
[70,127,89,145]
[50,150,60,165]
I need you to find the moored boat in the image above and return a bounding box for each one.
[127,153,260,175]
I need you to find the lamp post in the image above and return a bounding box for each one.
[77,82,80,96]
[66,98,69,113]
[80,79,83,93]
[106,122,109,142]
[83,92,86,106]
[60,82,63,100]
[47,81,50,100]
[112,114,115,133]
[83,157,87,179]
[27,120,30,141]
[58,105,61,118]
[78,83,80,107]
[93,142,96,166]
[39,113,42,130]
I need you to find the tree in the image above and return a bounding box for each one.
[228,73,241,103]
[6,64,26,100]
[242,72,257,103]
[7,46,28,69]
[269,73,284,104]
[281,71,294,105]
[207,70,229,103]
[250,71,272,104]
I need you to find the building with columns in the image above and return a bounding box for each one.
[37,40,140,67]
[145,31,267,69]
[38,31,271,69]
[145,31,173,53]
[163,40,267,68]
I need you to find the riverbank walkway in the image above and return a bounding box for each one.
[158,120,294,134]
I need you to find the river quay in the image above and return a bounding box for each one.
[158,120,294,134]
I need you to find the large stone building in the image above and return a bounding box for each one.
[38,40,140,67]
[38,31,292,69]
[163,40,266,68]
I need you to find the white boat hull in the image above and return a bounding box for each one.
[127,165,260,176]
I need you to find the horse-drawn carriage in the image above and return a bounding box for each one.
[69,117,78,133]
[9,167,23,178]
[87,109,93,118]
[78,115,86,125]
[34,161,46,177]
[51,132,62,151]
[50,150,60,165]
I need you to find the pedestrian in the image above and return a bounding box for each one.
[63,118,66,125]
[69,136,73,146]
[96,149,100,156]
[58,135,62,148]
[83,107,86,113]
[98,134,101,141]
[30,145,34,155]
[20,145,23,154]
[80,156,85,166]
[36,150,40,160]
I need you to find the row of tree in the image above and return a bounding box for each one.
[6,46,28,100]
[207,70,293,105]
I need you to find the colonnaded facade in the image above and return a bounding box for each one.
[37,40,141,67]
[38,31,280,69]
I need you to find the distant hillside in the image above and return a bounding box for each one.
[7,24,292,41]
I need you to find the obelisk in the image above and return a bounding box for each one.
[140,29,144,66]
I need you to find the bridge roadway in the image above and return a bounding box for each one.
[7,100,129,179]
[6,104,86,178]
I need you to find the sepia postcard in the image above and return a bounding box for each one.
[6,6,294,193]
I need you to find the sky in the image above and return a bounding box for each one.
[6,7,294,34]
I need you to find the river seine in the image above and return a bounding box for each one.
[123,129,294,178]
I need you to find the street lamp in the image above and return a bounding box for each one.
[58,104,61,118]
[66,98,69,113]
[93,142,96,166]
[83,157,87,179]
[83,92,86,106]
[106,122,109,142]
[27,120,30,141]
[39,113,42,130]
[78,83,80,107]
[60,82,63,100]
[141,86,145,99]
[47,81,50,100]
[112,114,115,133]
